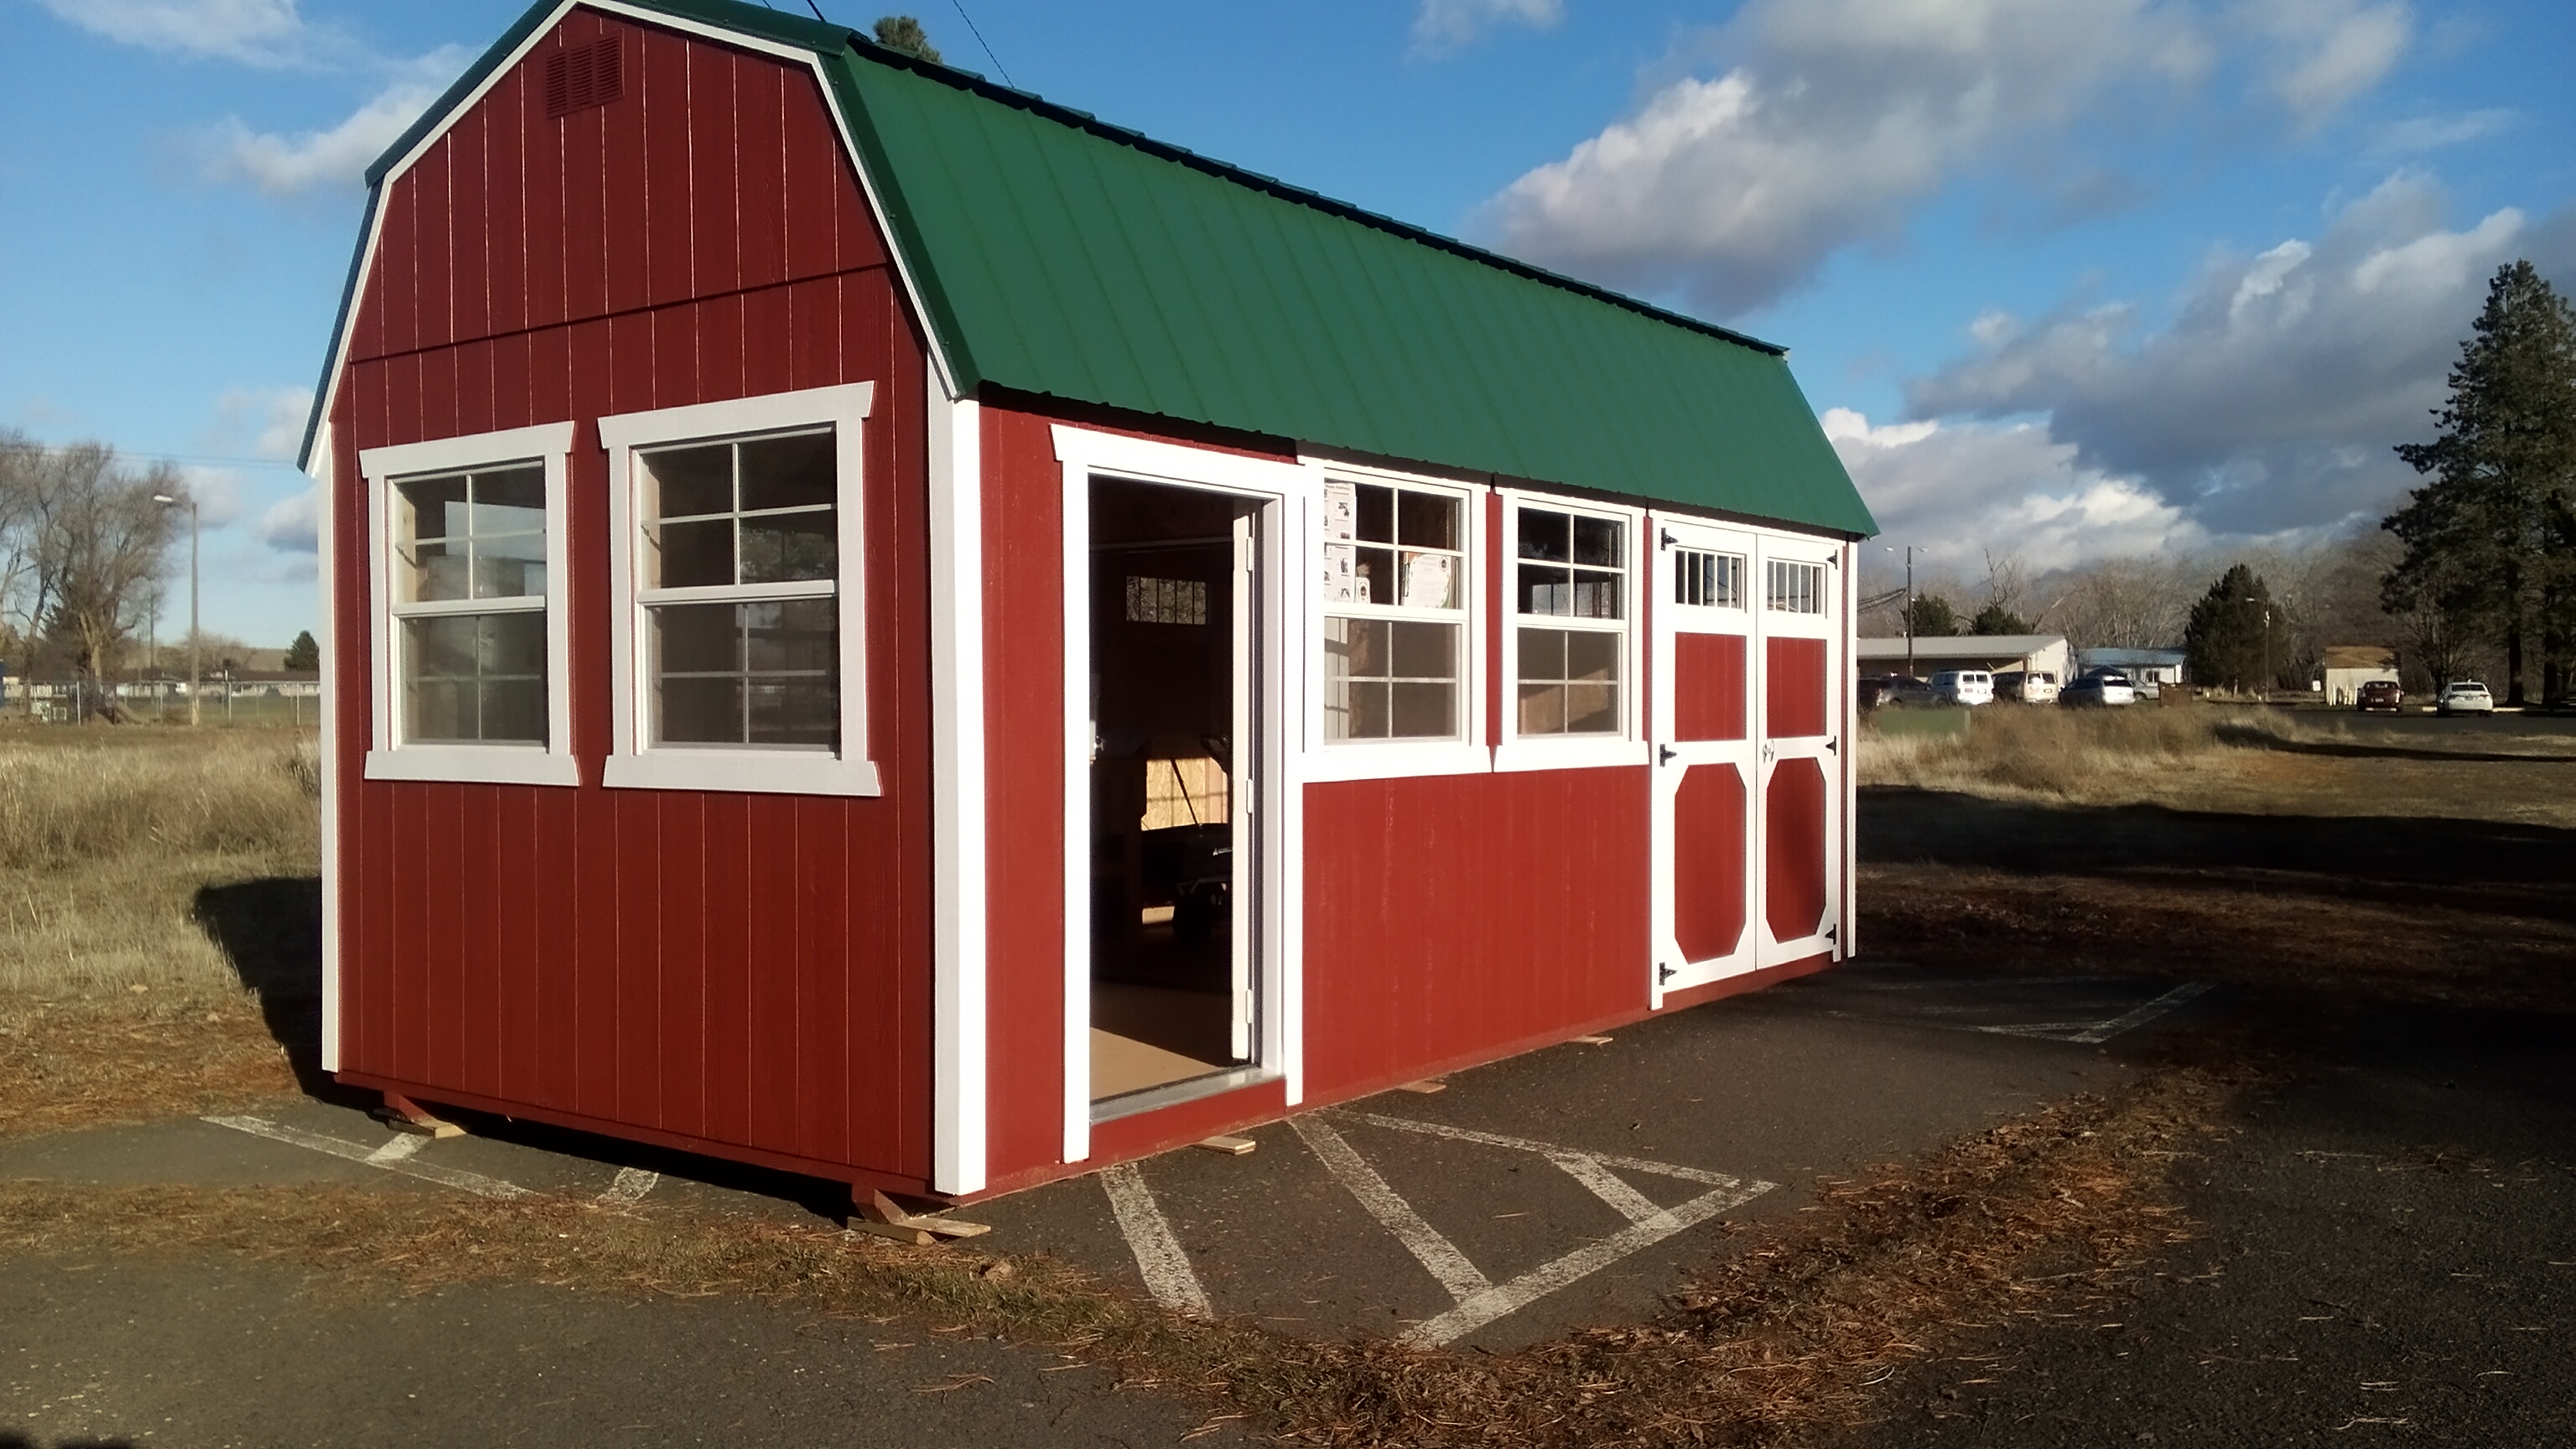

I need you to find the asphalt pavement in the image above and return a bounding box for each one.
[1852,1003,2576,1448]
[0,958,2208,1446]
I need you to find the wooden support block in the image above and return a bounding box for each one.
[1195,1135,1257,1156]
[1396,1079,1447,1094]
[854,1187,992,1241]
[378,1093,465,1139]
[1573,1035,1614,1046]
[849,1219,935,1246]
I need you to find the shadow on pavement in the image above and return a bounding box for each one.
[1861,787,2576,918]
[187,875,364,1106]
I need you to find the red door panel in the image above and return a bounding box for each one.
[1673,631,1747,742]
[1763,757,1828,943]
[1672,763,1747,963]
[1765,636,1827,738]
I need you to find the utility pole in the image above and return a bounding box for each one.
[1881,543,1917,677]
[154,492,200,726]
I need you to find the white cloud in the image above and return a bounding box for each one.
[1904,171,2558,538]
[2366,107,2511,158]
[1411,0,1562,56]
[1484,0,2213,315]
[2236,0,2411,129]
[200,46,469,197]
[1825,408,2205,573]
[33,0,315,68]
[205,386,312,462]
[256,487,317,555]
[171,466,250,530]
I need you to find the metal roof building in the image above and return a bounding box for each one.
[301,0,1875,1207]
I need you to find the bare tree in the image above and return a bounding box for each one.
[2036,553,2201,652]
[0,436,183,714]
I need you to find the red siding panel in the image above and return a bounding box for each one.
[1765,636,1828,739]
[1673,632,1747,741]
[1301,768,1651,1101]
[979,406,1067,1183]
[332,11,935,1192]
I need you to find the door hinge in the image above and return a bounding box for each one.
[1824,924,1838,942]
[1658,963,1677,984]
[1826,736,1838,755]
[1658,745,1678,766]
[1659,528,1677,550]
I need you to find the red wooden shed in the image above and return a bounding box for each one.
[299,0,1878,1202]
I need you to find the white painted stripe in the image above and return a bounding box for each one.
[1342,1111,1752,1188]
[1100,1164,1211,1319]
[1547,1153,1663,1225]
[2069,981,2212,1044]
[598,1167,660,1205]
[363,1133,428,1165]
[1403,1177,1774,1348]
[1291,1116,1490,1302]
[203,1116,532,1200]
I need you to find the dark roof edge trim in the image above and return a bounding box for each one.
[295,184,382,472]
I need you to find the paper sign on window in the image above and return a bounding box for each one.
[1401,553,1452,610]
[1322,480,1357,542]
[1322,543,1358,603]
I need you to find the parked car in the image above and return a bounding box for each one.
[1929,669,1995,707]
[2355,679,2404,713]
[2434,680,2495,716]
[1992,669,2059,704]
[2060,670,2137,707]
[1860,673,1936,709]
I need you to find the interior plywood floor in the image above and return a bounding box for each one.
[1090,983,1235,1101]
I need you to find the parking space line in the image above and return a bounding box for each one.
[1291,1116,1492,1302]
[2068,981,2213,1043]
[1547,1153,1663,1225]
[1404,1176,1774,1348]
[1972,981,2214,1045]
[201,1115,533,1200]
[1342,1111,1753,1189]
[363,1133,428,1165]
[598,1167,660,1205]
[1100,1163,1212,1319]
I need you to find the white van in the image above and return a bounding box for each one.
[1929,669,1995,706]
[1992,669,2058,704]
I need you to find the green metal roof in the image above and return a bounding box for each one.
[314,0,1875,538]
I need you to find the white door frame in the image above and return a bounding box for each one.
[1052,427,1306,1167]
[1647,514,1761,1006]
[1753,533,1844,969]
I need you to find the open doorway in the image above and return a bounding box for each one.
[1088,476,1262,1106]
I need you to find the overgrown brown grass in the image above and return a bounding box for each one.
[1858,705,2277,799]
[0,726,318,996]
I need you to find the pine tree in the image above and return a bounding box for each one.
[2184,564,2293,695]
[2386,260,2576,704]
[1969,603,2031,636]
[283,630,319,672]
[1903,594,1958,637]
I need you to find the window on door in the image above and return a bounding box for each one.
[1515,504,1628,735]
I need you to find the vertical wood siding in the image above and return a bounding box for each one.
[1301,768,1652,1099]
[331,10,933,1185]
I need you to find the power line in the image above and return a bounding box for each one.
[948,0,1013,87]
[3,442,302,472]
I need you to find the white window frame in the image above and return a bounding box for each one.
[1495,489,1649,773]
[1300,460,1488,782]
[597,381,879,797]
[360,421,579,787]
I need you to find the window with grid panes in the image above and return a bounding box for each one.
[1766,558,1825,614]
[637,429,839,748]
[1321,479,1467,740]
[388,465,548,742]
[1673,548,1745,609]
[1515,505,1626,735]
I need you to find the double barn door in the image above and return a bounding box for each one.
[1648,518,1842,1001]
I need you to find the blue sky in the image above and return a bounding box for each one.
[4,0,2572,644]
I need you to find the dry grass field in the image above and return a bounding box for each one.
[1859,704,2576,1014]
[0,724,317,1137]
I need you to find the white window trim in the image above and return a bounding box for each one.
[1494,489,1650,774]
[1298,460,1489,783]
[359,421,579,787]
[597,382,880,797]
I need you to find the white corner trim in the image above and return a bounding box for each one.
[928,364,989,1195]
[596,381,881,798]
[309,420,341,1074]
[1058,449,1093,1167]
[360,420,580,787]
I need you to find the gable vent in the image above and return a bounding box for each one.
[543,37,624,119]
